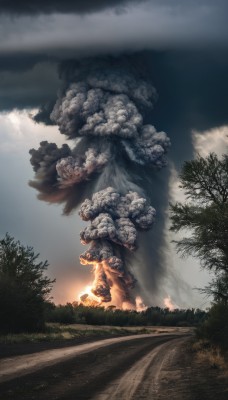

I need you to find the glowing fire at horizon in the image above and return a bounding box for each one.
[163,295,179,311]
[77,280,147,311]
[78,284,101,307]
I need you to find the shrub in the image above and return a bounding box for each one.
[196,302,228,350]
[0,234,54,333]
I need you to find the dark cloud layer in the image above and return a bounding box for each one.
[0,61,59,112]
[1,49,228,160]
[0,0,146,15]
[146,51,228,165]
[0,53,51,73]
[0,0,228,16]
[0,0,227,62]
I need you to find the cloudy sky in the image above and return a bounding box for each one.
[1,0,228,308]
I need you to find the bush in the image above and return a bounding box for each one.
[0,234,54,333]
[196,302,228,350]
[0,276,45,332]
[47,303,77,324]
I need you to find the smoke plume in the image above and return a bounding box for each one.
[29,58,170,307]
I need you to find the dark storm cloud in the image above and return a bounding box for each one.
[0,53,51,73]
[0,50,227,180]
[31,50,228,164]
[1,48,228,155]
[0,0,227,16]
[146,50,228,165]
[0,0,146,15]
[0,0,227,59]
[0,61,59,112]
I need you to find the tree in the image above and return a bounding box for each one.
[196,302,228,350]
[170,153,228,302]
[0,234,55,333]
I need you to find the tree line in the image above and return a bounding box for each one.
[45,302,207,327]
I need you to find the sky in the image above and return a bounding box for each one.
[0,0,228,308]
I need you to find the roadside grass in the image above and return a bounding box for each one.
[0,324,192,345]
[0,323,152,344]
[192,339,228,372]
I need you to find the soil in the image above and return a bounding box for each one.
[0,335,227,400]
[156,339,228,400]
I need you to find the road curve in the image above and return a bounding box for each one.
[0,333,185,383]
[93,337,186,400]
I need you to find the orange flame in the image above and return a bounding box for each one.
[78,261,147,310]
[78,285,101,307]
[77,282,148,311]
[135,296,147,311]
[163,295,179,310]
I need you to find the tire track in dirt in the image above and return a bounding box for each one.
[92,337,186,400]
[0,335,186,400]
[0,333,180,383]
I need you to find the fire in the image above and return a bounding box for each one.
[77,262,147,310]
[135,296,147,311]
[163,295,179,310]
[77,283,148,311]
[78,285,101,307]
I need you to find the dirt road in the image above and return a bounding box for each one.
[0,333,186,400]
[0,333,183,384]
[92,337,186,400]
[1,331,227,400]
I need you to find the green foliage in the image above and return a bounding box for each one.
[196,302,228,350]
[0,234,55,333]
[170,152,228,350]
[201,273,228,303]
[170,152,228,302]
[178,153,228,204]
[45,303,207,327]
[47,303,77,324]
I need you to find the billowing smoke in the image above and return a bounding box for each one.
[56,147,110,187]
[78,187,155,302]
[29,58,170,307]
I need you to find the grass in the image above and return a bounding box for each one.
[0,324,192,345]
[0,323,152,344]
[192,339,228,371]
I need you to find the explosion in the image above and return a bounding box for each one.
[29,58,170,308]
[78,283,101,307]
